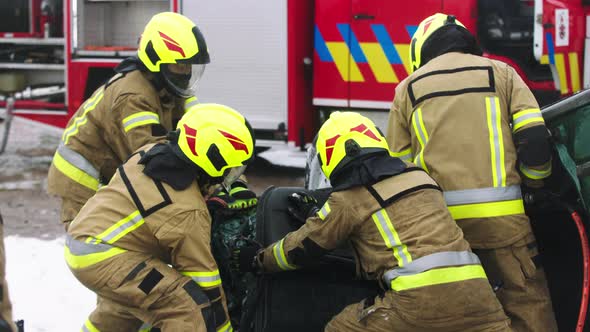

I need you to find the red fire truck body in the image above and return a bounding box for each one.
[3,0,589,150]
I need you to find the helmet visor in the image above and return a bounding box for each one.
[222,165,247,193]
[162,63,206,98]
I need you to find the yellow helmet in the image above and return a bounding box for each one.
[409,13,467,72]
[315,112,389,180]
[138,12,210,97]
[175,103,254,180]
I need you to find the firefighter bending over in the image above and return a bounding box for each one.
[239,112,511,331]
[48,11,210,230]
[386,13,557,331]
[64,104,253,331]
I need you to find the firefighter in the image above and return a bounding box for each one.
[64,104,253,331]
[0,213,15,332]
[386,13,557,332]
[238,112,510,331]
[47,11,210,230]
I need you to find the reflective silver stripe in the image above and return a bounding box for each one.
[513,112,542,127]
[382,251,481,284]
[190,275,221,284]
[398,153,412,162]
[273,239,296,270]
[489,97,504,186]
[374,210,411,266]
[138,322,153,331]
[97,212,144,244]
[520,163,552,179]
[122,113,159,130]
[57,143,100,180]
[62,89,104,140]
[185,97,199,110]
[317,203,330,220]
[412,110,428,148]
[81,325,92,332]
[392,148,413,162]
[66,235,116,255]
[443,185,522,206]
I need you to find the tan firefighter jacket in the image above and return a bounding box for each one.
[387,52,551,248]
[258,166,507,326]
[65,144,230,328]
[47,70,198,209]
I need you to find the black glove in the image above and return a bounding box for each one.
[287,191,319,224]
[207,181,258,214]
[231,243,262,273]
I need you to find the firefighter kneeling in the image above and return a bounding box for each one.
[238,112,511,331]
[64,104,254,331]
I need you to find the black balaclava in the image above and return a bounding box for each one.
[420,24,483,68]
[330,152,408,192]
[138,142,199,191]
[138,130,224,192]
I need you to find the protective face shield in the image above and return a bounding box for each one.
[222,165,247,193]
[162,63,206,98]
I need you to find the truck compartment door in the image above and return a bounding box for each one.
[534,0,586,95]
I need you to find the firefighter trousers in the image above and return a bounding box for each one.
[69,251,220,331]
[474,232,558,332]
[325,290,511,332]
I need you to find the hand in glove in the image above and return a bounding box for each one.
[287,191,319,224]
[231,242,263,273]
[207,181,258,213]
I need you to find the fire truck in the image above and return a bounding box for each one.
[0,0,587,152]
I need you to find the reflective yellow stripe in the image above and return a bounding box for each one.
[64,244,126,269]
[391,147,413,162]
[372,209,412,267]
[138,322,152,332]
[555,53,568,94]
[411,108,429,172]
[182,270,222,287]
[63,88,105,144]
[82,319,101,332]
[512,108,544,132]
[569,52,581,93]
[359,43,398,83]
[95,210,144,244]
[393,44,412,75]
[185,96,199,112]
[217,321,233,332]
[486,97,506,187]
[326,42,364,82]
[448,199,525,220]
[317,202,331,220]
[122,112,160,132]
[390,264,487,291]
[272,239,297,270]
[520,163,552,180]
[53,150,99,191]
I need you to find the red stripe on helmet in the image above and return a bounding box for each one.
[159,31,186,57]
[219,130,249,154]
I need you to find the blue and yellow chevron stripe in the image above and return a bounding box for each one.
[540,32,582,95]
[315,24,417,83]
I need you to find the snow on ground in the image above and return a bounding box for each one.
[5,236,95,332]
[257,141,307,169]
